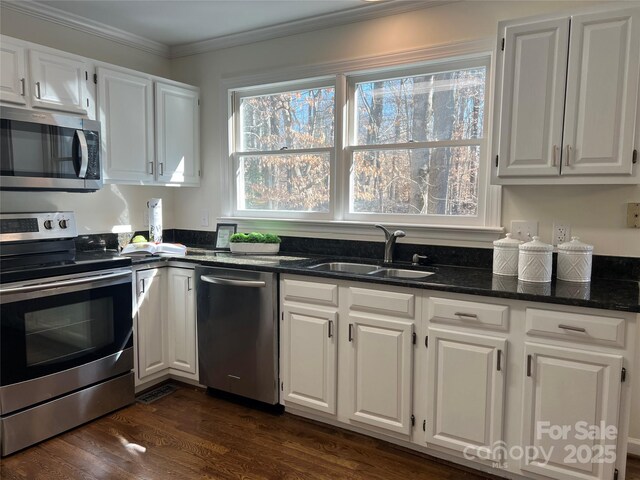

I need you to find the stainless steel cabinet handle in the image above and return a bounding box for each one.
[20,78,25,96]
[200,275,266,288]
[187,277,192,291]
[454,312,478,319]
[565,145,571,166]
[140,278,145,294]
[149,162,154,175]
[75,130,89,178]
[526,354,533,377]
[159,162,164,176]
[348,324,354,342]
[552,144,558,166]
[35,81,41,99]
[0,270,130,294]
[328,320,334,338]
[497,349,503,371]
[558,324,586,333]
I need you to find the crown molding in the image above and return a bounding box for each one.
[1,0,171,58]
[169,1,454,58]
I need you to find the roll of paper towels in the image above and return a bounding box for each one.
[148,198,162,243]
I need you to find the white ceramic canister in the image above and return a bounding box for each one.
[493,233,522,276]
[557,236,593,282]
[518,236,553,283]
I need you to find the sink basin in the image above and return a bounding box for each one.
[309,262,379,274]
[370,268,435,279]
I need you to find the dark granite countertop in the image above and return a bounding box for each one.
[120,248,640,313]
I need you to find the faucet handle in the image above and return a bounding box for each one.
[394,230,406,238]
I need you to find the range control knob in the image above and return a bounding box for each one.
[59,219,68,229]
[43,220,53,230]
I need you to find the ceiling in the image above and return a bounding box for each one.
[29,0,391,47]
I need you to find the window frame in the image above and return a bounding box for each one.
[230,77,337,220]
[222,39,502,242]
[343,56,492,226]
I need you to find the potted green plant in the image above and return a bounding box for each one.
[229,232,281,254]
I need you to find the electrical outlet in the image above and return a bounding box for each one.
[200,209,209,227]
[510,220,538,242]
[552,222,571,246]
[627,203,640,228]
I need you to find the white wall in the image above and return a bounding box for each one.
[170,0,639,257]
[0,6,175,234]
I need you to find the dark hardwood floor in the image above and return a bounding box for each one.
[1,385,639,479]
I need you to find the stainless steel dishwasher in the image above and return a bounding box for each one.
[196,266,278,404]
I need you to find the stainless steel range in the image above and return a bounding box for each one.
[0,212,134,456]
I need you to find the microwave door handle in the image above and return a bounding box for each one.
[75,129,89,178]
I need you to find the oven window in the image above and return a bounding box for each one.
[0,280,132,386]
[25,297,114,367]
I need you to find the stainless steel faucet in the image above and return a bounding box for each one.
[375,224,406,263]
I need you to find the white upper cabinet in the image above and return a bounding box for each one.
[98,67,155,184]
[155,82,200,186]
[562,9,640,176]
[0,39,27,105]
[497,18,569,178]
[28,49,89,114]
[494,7,640,184]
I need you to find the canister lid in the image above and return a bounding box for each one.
[493,233,522,248]
[558,236,593,252]
[519,236,553,252]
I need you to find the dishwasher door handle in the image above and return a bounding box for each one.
[200,275,266,288]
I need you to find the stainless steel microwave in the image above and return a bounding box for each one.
[0,107,102,192]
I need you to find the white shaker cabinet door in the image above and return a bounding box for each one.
[0,40,27,105]
[562,8,640,176]
[136,268,168,380]
[29,49,88,114]
[497,18,569,177]
[425,328,507,460]
[155,82,200,186]
[281,304,338,414]
[167,268,197,376]
[97,67,155,184]
[520,343,622,480]
[347,314,414,435]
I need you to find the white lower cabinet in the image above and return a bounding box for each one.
[281,303,337,414]
[279,275,637,480]
[521,343,622,480]
[136,268,168,380]
[134,266,198,386]
[347,313,414,435]
[167,268,198,377]
[425,327,506,459]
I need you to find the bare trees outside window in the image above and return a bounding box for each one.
[231,57,489,224]
[351,66,486,216]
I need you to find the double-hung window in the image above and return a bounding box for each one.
[346,58,489,225]
[229,53,493,229]
[232,79,336,219]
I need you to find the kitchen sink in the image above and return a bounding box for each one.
[308,262,379,274]
[370,268,435,279]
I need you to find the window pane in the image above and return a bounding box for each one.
[355,67,485,145]
[239,153,330,212]
[239,87,335,151]
[351,146,480,215]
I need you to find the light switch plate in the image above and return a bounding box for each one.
[510,220,538,242]
[627,203,640,228]
[200,209,209,227]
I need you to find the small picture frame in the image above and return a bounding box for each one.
[215,223,237,250]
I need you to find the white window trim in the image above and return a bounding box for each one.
[220,38,503,245]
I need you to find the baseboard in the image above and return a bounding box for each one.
[629,437,640,457]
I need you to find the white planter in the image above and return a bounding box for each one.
[229,243,280,255]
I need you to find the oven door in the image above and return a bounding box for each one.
[0,268,133,414]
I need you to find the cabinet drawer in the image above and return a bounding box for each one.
[348,287,415,318]
[282,279,338,306]
[525,308,625,348]
[428,297,509,331]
